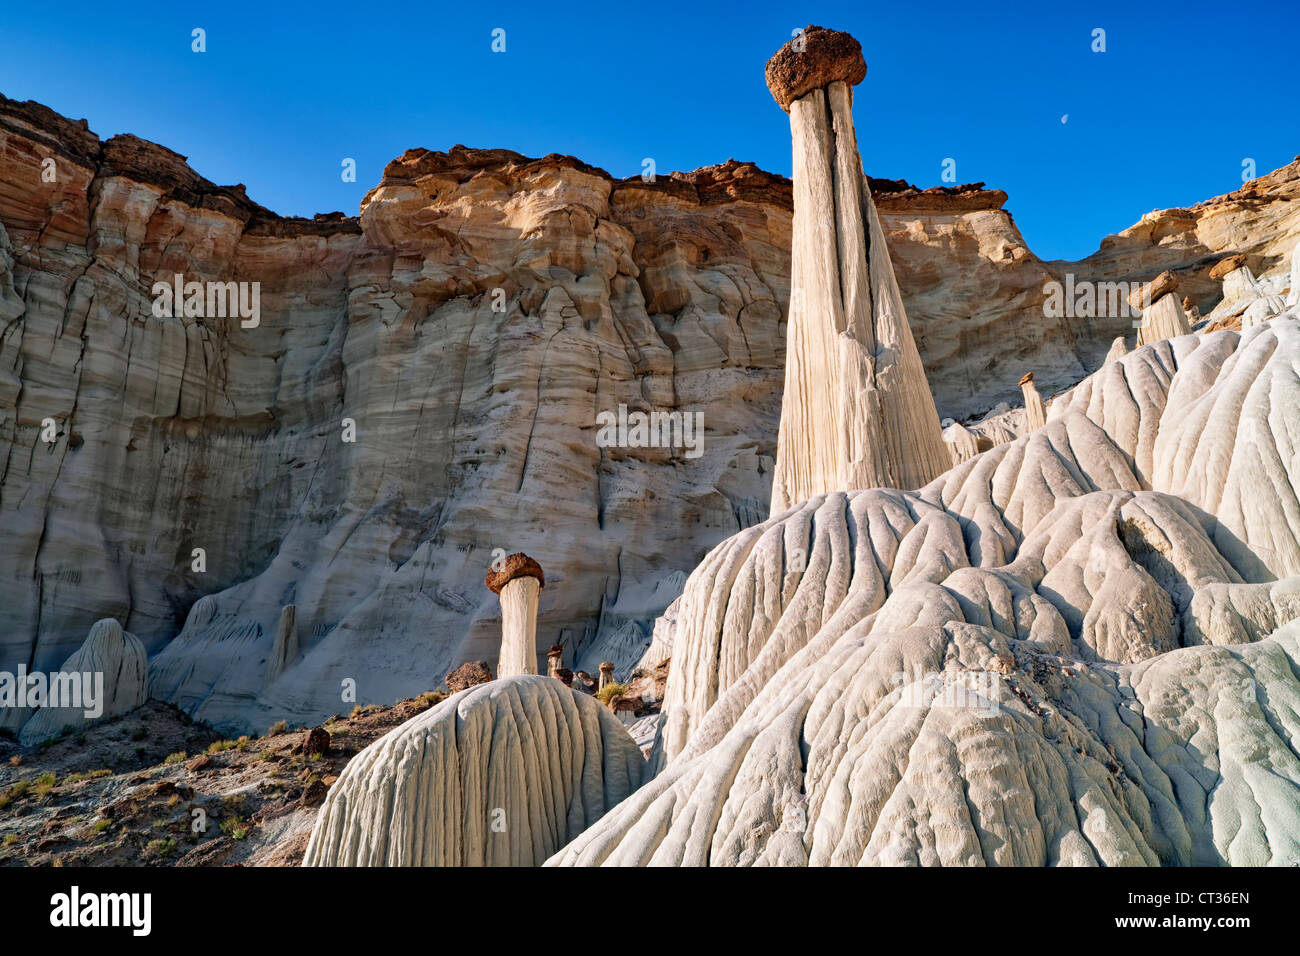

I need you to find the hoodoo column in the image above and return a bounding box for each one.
[486,553,545,678]
[766,26,949,512]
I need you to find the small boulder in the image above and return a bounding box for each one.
[1127,270,1178,312]
[1210,254,1248,280]
[299,727,330,757]
[300,779,328,807]
[446,660,494,693]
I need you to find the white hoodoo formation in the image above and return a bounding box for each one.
[1198,251,1297,330]
[550,316,1300,866]
[1290,243,1299,307]
[17,618,148,745]
[303,676,643,866]
[487,553,545,678]
[941,422,982,467]
[766,27,949,512]
[1018,373,1047,432]
[1131,270,1191,346]
[264,604,299,689]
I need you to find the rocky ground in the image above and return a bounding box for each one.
[0,693,448,866]
[0,665,667,866]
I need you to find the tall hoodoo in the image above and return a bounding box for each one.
[1018,372,1047,432]
[485,553,545,678]
[765,26,949,513]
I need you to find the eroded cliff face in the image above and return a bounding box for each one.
[1,93,1295,732]
[1072,159,1300,314]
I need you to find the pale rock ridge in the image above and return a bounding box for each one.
[17,618,148,744]
[302,675,642,866]
[768,29,948,512]
[1103,336,1128,365]
[552,317,1300,866]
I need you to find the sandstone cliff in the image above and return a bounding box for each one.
[3,93,1297,734]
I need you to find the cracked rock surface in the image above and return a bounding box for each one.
[550,318,1300,866]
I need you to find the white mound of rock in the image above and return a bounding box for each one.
[17,618,148,745]
[548,317,1300,866]
[303,675,643,866]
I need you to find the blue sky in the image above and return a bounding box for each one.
[1,0,1295,261]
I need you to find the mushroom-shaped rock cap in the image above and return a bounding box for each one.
[765,26,867,112]
[485,552,545,594]
[1210,253,1248,280]
[1018,372,1035,387]
[1127,269,1179,312]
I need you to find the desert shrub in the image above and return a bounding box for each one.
[144,838,177,858]
[416,691,446,710]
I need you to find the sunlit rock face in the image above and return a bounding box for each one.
[551,319,1300,867]
[2,94,1297,734]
